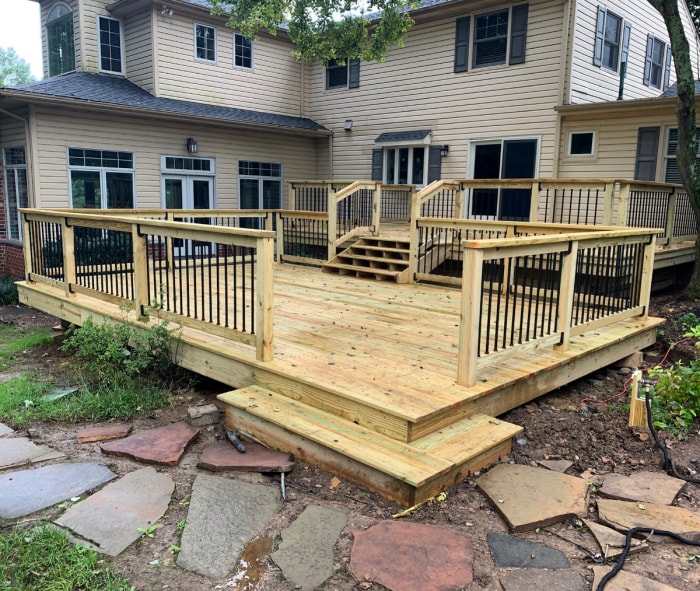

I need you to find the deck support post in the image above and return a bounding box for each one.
[371,183,381,236]
[327,185,337,261]
[255,236,275,361]
[131,225,150,320]
[457,245,484,387]
[639,235,656,319]
[61,219,76,296]
[554,240,578,352]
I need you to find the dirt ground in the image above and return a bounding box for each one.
[1,293,700,591]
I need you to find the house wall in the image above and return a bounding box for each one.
[308,0,565,180]
[29,106,324,209]
[568,0,700,104]
[123,5,155,92]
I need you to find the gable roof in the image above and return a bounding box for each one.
[660,80,700,98]
[1,73,329,135]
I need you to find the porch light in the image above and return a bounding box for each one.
[186,137,198,153]
[440,144,449,157]
[344,119,353,132]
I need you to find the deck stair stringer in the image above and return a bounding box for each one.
[218,385,522,506]
[323,237,412,283]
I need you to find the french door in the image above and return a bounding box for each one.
[163,175,213,256]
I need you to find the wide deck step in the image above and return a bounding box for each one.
[218,385,522,505]
[323,237,412,283]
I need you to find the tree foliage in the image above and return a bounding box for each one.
[687,0,700,30]
[0,47,35,87]
[208,0,418,63]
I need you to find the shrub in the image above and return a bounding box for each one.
[0,275,19,305]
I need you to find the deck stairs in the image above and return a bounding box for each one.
[219,384,523,506]
[322,237,412,283]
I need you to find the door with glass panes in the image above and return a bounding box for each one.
[163,176,213,257]
[238,161,282,228]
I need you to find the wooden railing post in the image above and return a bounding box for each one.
[554,240,578,352]
[275,212,285,262]
[528,181,540,222]
[372,183,381,235]
[456,183,466,219]
[287,181,296,211]
[21,215,32,280]
[165,211,175,271]
[613,182,628,226]
[61,219,76,296]
[327,185,337,260]
[131,224,150,319]
[664,188,677,245]
[639,235,656,319]
[457,245,484,387]
[255,235,275,361]
[408,190,420,283]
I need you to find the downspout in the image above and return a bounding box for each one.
[0,106,36,207]
[328,131,334,179]
[553,0,576,178]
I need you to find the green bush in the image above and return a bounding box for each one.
[0,275,19,305]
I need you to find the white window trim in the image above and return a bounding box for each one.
[67,148,136,209]
[567,131,596,157]
[467,135,541,179]
[97,15,125,75]
[160,155,217,175]
[194,23,217,63]
[233,32,254,71]
[3,147,28,242]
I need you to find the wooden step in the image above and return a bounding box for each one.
[323,237,412,283]
[218,385,522,505]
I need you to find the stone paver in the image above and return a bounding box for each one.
[198,441,294,473]
[271,504,348,590]
[599,471,685,505]
[177,474,281,579]
[500,569,585,591]
[598,499,700,540]
[477,463,589,532]
[55,467,174,556]
[583,519,648,559]
[0,462,116,519]
[350,520,473,591]
[100,422,199,466]
[0,437,65,469]
[77,423,133,443]
[537,459,574,473]
[487,532,570,568]
[591,566,682,590]
[0,422,14,437]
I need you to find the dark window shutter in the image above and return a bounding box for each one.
[621,22,631,64]
[509,3,529,65]
[593,5,606,66]
[427,145,442,183]
[454,16,470,73]
[349,59,360,88]
[371,148,384,181]
[634,126,660,181]
[663,45,672,89]
[643,34,653,86]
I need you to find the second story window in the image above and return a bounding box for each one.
[195,24,216,62]
[325,59,360,89]
[644,35,671,90]
[234,33,253,69]
[473,9,509,67]
[98,16,123,74]
[593,6,630,72]
[47,3,75,77]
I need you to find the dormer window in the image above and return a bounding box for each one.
[98,16,124,74]
[47,3,75,76]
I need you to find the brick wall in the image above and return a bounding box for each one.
[0,163,25,279]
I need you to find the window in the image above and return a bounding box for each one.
[47,3,75,76]
[644,35,671,89]
[635,127,660,181]
[663,128,700,184]
[568,132,595,156]
[383,147,427,186]
[3,147,29,241]
[98,16,123,74]
[234,33,253,69]
[239,161,282,228]
[68,148,134,209]
[326,59,360,89]
[593,6,630,72]
[454,4,528,73]
[195,24,216,62]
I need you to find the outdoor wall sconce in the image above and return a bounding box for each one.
[186,137,198,153]
[440,144,450,157]
[161,4,173,16]
[344,119,353,132]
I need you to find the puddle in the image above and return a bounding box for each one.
[215,536,273,589]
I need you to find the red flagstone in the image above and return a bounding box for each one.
[100,422,199,466]
[350,521,473,591]
[77,423,133,443]
[198,441,294,473]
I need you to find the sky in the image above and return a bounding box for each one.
[0,0,43,79]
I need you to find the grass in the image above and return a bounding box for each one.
[0,323,54,371]
[0,525,133,591]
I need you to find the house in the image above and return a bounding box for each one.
[1,0,699,277]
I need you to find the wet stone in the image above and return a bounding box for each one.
[55,467,174,556]
[599,471,685,505]
[0,462,117,519]
[500,569,585,591]
[177,475,281,579]
[76,422,133,444]
[0,437,65,470]
[100,422,199,466]
[271,505,349,590]
[350,520,473,591]
[487,532,571,568]
[198,441,294,473]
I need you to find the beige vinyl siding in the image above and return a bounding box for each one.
[41,0,80,77]
[153,13,303,114]
[0,115,27,147]
[30,106,323,209]
[124,8,155,91]
[309,0,564,180]
[569,0,700,104]
[79,0,112,72]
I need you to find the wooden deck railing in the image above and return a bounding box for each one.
[21,209,275,361]
[457,226,656,386]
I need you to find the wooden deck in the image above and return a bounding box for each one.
[18,262,662,505]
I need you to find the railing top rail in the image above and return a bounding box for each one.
[417,217,623,233]
[287,179,355,186]
[617,180,684,190]
[334,180,381,201]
